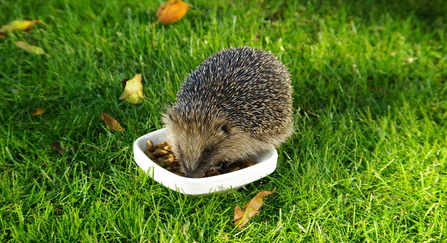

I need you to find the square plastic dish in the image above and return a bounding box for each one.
[133,128,278,195]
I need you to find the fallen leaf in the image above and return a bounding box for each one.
[119,74,144,104]
[234,205,250,229]
[52,141,65,155]
[156,0,190,25]
[1,20,42,31]
[14,41,49,57]
[233,189,276,229]
[101,112,125,131]
[31,108,45,116]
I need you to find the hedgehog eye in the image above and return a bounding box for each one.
[203,147,212,155]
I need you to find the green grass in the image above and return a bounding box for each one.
[1,0,447,242]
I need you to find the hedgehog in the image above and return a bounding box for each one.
[162,47,293,178]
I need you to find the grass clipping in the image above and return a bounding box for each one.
[234,189,275,229]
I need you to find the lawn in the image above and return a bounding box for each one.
[1,0,446,242]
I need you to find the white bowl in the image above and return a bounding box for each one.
[133,128,278,195]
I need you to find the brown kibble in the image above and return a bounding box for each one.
[152,158,162,167]
[156,141,168,149]
[153,149,169,157]
[146,140,156,152]
[169,160,179,167]
[157,157,169,167]
[229,166,241,172]
[245,159,257,167]
[160,154,170,160]
[205,170,222,177]
[145,151,157,160]
[144,139,260,178]
[144,139,181,172]
[167,154,175,163]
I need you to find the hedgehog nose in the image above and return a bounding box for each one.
[185,174,194,178]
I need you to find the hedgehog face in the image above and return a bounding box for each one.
[175,122,229,178]
[163,110,231,178]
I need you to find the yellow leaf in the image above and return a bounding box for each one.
[14,41,49,57]
[233,189,276,229]
[156,0,190,25]
[101,112,125,132]
[1,20,42,31]
[119,74,144,104]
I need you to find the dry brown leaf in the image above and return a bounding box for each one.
[52,141,65,155]
[119,74,144,104]
[1,20,42,31]
[233,189,276,229]
[156,0,190,25]
[101,112,125,131]
[233,205,250,228]
[31,108,45,116]
[14,41,49,57]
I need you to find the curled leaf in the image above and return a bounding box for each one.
[31,108,45,116]
[101,112,125,131]
[14,41,49,57]
[1,20,42,31]
[119,74,144,104]
[52,141,65,155]
[156,0,190,25]
[233,189,276,229]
